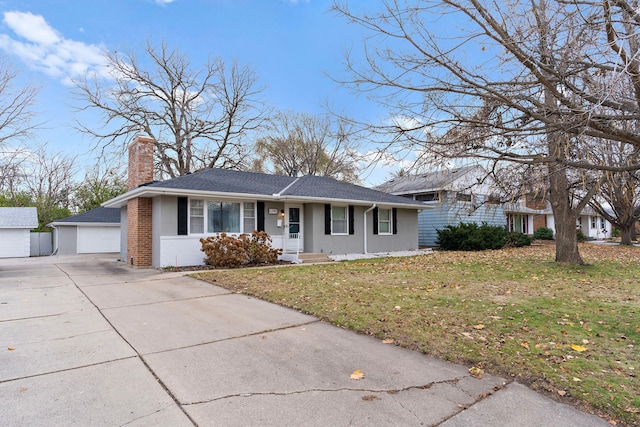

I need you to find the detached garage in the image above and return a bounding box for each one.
[50,207,121,255]
[0,207,38,258]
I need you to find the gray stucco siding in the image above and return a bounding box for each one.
[120,206,127,262]
[303,204,419,255]
[367,208,419,253]
[56,226,78,255]
[262,202,285,236]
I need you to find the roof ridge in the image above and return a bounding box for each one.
[273,176,301,197]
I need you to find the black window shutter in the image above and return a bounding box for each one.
[257,201,265,232]
[324,204,331,235]
[392,208,398,234]
[177,197,188,235]
[348,205,355,235]
[373,207,379,235]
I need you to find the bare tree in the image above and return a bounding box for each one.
[73,42,270,178]
[73,159,128,213]
[0,144,75,230]
[255,111,361,183]
[587,139,640,245]
[333,0,640,264]
[0,56,39,147]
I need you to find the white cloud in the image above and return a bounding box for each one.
[153,0,176,4]
[0,11,109,83]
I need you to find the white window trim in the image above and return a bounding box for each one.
[378,208,392,235]
[331,205,349,235]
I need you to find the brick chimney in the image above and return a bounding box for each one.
[127,135,154,267]
[128,135,155,189]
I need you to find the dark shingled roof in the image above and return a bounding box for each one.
[146,168,296,195]
[283,175,419,205]
[55,207,121,224]
[143,168,422,206]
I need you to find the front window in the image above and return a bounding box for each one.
[378,208,392,234]
[189,199,252,235]
[378,209,391,234]
[600,217,606,229]
[591,217,597,229]
[208,201,240,233]
[190,199,204,234]
[332,206,348,234]
[243,202,255,233]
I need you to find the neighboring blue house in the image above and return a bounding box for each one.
[375,165,505,247]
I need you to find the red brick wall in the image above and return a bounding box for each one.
[127,197,153,267]
[128,136,155,190]
[532,214,547,232]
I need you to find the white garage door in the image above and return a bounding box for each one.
[0,229,30,258]
[77,226,120,253]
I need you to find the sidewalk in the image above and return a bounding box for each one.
[0,255,610,426]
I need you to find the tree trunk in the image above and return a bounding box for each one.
[620,224,634,245]
[547,137,584,264]
[551,196,583,263]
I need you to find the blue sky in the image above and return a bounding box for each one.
[0,0,399,185]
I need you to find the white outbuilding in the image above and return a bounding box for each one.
[50,207,121,255]
[0,207,38,258]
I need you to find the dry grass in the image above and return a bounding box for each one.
[193,242,639,426]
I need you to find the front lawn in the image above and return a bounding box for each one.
[192,243,639,426]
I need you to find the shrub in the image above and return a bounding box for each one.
[200,231,282,268]
[436,222,508,251]
[505,231,532,247]
[576,230,586,242]
[532,226,554,240]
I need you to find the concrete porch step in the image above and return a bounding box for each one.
[296,253,334,264]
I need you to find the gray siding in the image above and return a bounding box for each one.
[120,206,127,262]
[303,204,419,255]
[263,202,285,236]
[368,208,419,253]
[152,196,178,267]
[418,192,506,246]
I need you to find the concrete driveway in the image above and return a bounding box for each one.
[0,255,609,426]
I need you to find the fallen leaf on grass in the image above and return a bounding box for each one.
[350,369,365,380]
[558,390,567,396]
[382,338,394,344]
[571,344,587,352]
[520,340,530,350]
[469,366,484,379]
[473,324,485,330]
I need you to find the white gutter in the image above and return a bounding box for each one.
[363,204,376,254]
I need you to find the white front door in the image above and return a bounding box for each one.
[284,204,303,252]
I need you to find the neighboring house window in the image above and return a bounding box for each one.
[332,205,348,234]
[507,214,529,233]
[591,216,597,229]
[600,217,606,229]
[208,201,240,233]
[190,200,204,234]
[456,193,472,202]
[415,192,440,202]
[244,202,255,233]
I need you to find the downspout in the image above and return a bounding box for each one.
[363,204,376,254]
